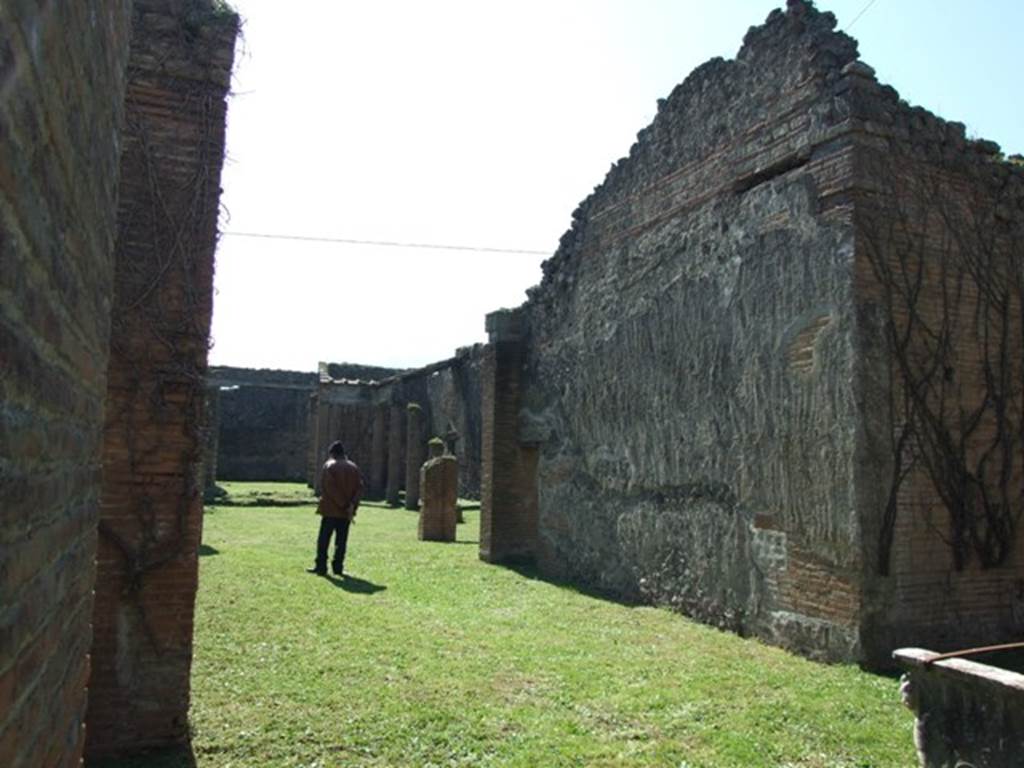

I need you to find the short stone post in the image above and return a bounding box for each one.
[419,438,458,541]
[404,403,425,510]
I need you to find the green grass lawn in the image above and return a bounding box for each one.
[102,482,916,767]
[206,481,320,506]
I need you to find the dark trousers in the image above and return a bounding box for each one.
[315,516,351,573]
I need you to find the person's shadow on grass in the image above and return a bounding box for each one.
[323,574,387,594]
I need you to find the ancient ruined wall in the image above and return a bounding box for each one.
[312,350,484,501]
[318,393,378,477]
[89,1,237,757]
[423,345,484,498]
[0,6,132,765]
[310,361,402,490]
[850,70,1024,664]
[505,4,870,660]
[482,1,1024,666]
[326,361,404,382]
[208,367,318,482]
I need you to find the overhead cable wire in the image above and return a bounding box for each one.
[221,230,549,256]
[845,0,880,30]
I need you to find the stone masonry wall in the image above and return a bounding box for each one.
[423,346,484,498]
[208,367,318,482]
[0,5,132,765]
[483,0,1024,666]
[88,1,237,757]
[513,2,867,660]
[309,361,401,489]
[218,386,312,480]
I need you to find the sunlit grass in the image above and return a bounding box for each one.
[99,483,916,767]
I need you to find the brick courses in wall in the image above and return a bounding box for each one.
[479,0,1024,665]
[0,4,132,766]
[851,77,1024,664]
[479,311,536,564]
[87,1,238,757]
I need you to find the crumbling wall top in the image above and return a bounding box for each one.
[525,0,1022,316]
[130,0,238,87]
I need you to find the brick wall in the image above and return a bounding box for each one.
[850,76,1024,664]
[87,1,237,757]
[479,312,536,564]
[0,4,131,766]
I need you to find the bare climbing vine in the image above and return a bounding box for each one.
[862,149,1024,574]
[99,5,234,653]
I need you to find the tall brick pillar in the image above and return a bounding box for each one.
[479,310,535,564]
[369,404,388,499]
[385,404,405,506]
[404,403,425,509]
[87,1,238,758]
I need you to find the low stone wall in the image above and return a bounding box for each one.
[895,647,1024,768]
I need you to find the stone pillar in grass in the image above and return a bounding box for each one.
[201,385,221,501]
[370,404,387,499]
[404,403,425,510]
[419,438,458,541]
[385,403,404,506]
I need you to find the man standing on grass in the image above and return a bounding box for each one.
[308,441,363,577]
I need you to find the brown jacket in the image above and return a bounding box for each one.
[317,458,363,520]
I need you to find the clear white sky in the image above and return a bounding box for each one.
[209,0,1023,372]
